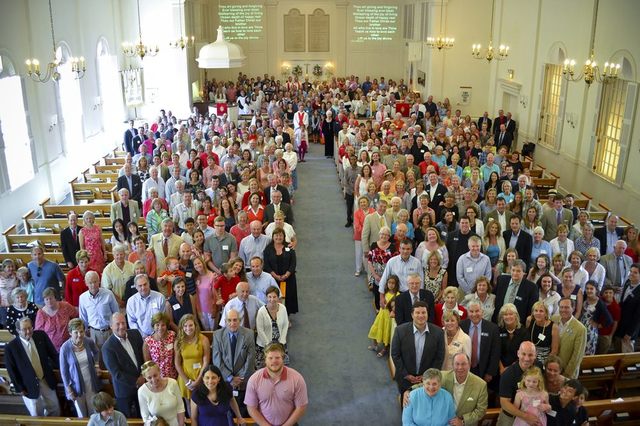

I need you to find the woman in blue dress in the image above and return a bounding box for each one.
[190,365,244,426]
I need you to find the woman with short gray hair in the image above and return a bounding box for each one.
[402,368,456,425]
[5,287,38,335]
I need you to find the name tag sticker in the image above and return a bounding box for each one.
[515,296,522,301]
[466,267,473,273]
[172,303,181,310]
[222,245,229,250]
[151,303,157,309]
[538,333,546,341]
[192,362,201,369]
[481,332,489,337]
[548,410,557,418]
[285,247,291,252]
[166,343,173,350]
[186,272,192,278]
[540,250,547,254]
[233,390,239,397]
[570,294,577,300]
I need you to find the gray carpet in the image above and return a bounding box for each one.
[287,143,400,425]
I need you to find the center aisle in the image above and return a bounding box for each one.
[288,143,399,425]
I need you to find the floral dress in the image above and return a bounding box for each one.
[580,301,599,355]
[367,243,397,289]
[423,268,446,300]
[83,225,105,273]
[145,331,178,379]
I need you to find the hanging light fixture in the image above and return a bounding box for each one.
[426,0,454,51]
[471,0,509,62]
[122,0,159,59]
[169,0,195,50]
[25,0,86,83]
[196,0,246,69]
[562,0,620,86]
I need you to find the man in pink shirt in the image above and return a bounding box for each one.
[245,343,308,425]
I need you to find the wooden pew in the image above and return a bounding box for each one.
[481,408,500,425]
[531,177,557,199]
[95,164,122,173]
[578,353,620,398]
[23,210,145,235]
[103,156,125,166]
[0,416,255,425]
[527,168,543,178]
[3,225,61,252]
[584,396,640,425]
[615,352,640,393]
[39,198,111,219]
[82,170,119,183]
[69,178,117,204]
[112,148,128,158]
[0,252,68,271]
[574,199,590,210]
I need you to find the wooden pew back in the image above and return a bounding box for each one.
[578,353,620,397]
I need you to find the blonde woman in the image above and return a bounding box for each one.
[174,314,210,403]
[441,310,471,371]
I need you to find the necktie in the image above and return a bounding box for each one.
[615,257,622,287]
[163,237,169,257]
[412,294,418,306]
[500,133,504,144]
[28,341,44,380]
[242,302,251,329]
[471,325,479,368]
[230,333,237,361]
[71,228,76,241]
[379,215,385,228]
[556,210,562,225]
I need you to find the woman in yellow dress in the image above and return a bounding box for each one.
[367,274,400,357]
[174,314,210,410]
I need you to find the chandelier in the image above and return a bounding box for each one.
[122,0,159,59]
[471,0,509,62]
[562,0,620,86]
[426,0,454,50]
[25,0,86,83]
[169,0,195,49]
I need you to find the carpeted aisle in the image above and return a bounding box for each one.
[287,143,400,425]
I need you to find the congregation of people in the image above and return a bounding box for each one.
[1,72,639,425]
[0,72,332,425]
[329,79,640,424]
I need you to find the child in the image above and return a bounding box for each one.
[574,388,589,426]
[157,256,185,298]
[15,266,35,303]
[367,274,400,358]
[295,123,309,161]
[513,367,551,426]
[87,392,127,426]
[214,262,241,304]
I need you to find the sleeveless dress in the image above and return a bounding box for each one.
[528,321,553,364]
[168,294,193,327]
[580,301,599,355]
[178,338,205,398]
[83,225,105,273]
[145,331,178,379]
[368,291,400,345]
[513,390,547,426]
[191,391,234,426]
[423,268,446,299]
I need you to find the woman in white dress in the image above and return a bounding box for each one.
[138,361,185,426]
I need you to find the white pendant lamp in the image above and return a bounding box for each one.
[197,26,246,69]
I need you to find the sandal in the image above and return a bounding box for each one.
[377,349,387,358]
[368,344,378,352]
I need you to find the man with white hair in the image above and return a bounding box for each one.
[79,270,118,349]
[126,274,165,338]
[101,245,135,308]
[110,188,140,225]
[141,166,166,202]
[116,163,142,205]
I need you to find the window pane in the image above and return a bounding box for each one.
[594,79,626,182]
[0,76,35,189]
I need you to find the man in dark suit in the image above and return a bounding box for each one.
[505,112,517,136]
[395,274,435,325]
[460,302,500,384]
[130,126,146,155]
[264,174,291,205]
[423,95,438,118]
[117,163,143,205]
[425,171,448,216]
[212,308,256,415]
[492,260,538,323]
[102,312,145,417]
[391,301,445,393]
[263,190,294,226]
[446,216,477,286]
[492,109,507,136]
[123,120,138,156]
[60,212,82,269]
[219,161,240,187]
[594,214,624,255]
[503,215,533,270]
[5,317,60,416]
[477,112,492,133]
[495,123,513,151]
[614,264,640,353]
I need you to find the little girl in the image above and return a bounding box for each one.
[513,367,551,426]
[295,123,309,161]
[367,274,400,358]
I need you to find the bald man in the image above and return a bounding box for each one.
[498,341,539,426]
[219,282,265,330]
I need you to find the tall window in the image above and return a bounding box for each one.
[97,38,123,141]
[56,45,84,153]
[0,56,35,191]
[539,64,563,149]
[592,79,635,182]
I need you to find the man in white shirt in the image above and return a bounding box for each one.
[126,274,166,338]
[142,166,166,202]
[173,191,198,230]
[219,282,265,330]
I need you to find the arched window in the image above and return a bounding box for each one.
[96,37,123,139]
[0,52,36,191]
[55,42,84,154]
[538,44,568,151]
[590,52,638,184]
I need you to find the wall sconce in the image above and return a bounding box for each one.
[519,95,527,109]
[508,69,514,80]
[566,112,576,128]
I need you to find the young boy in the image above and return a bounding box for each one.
[87,392,127,426]
[157,256,185,297]
[214,261,240,304]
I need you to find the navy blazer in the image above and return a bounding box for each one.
[492,275,538,324]
[503,229,533,270]
[60,225,82,266]
[264,185,291,205]
[460,318,501,379]
[394,290,435,326]
[101,330,144,398]
[117,174,143,203]
[5,330,59,399]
